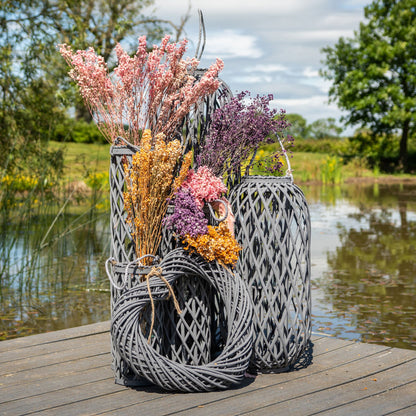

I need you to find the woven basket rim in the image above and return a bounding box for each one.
[240,175,293,183]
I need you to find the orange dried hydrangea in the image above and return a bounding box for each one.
[182,222,241,266]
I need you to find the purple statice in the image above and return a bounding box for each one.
[197,91,292,177]
[163,189,208,238]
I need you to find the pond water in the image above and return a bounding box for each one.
[0,204,111,339]
[306,182,416,350]
[1,182,415,350]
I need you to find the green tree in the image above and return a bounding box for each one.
[0,0,189,175]
[321,0,416,171]
[40,0,189,120]
[285,113,310,139]
[308,117,343,140]
[0,1,66,175]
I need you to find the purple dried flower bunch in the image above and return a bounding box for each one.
[197,91,292,178]
[163,166,227,239]
[163,189,208,238]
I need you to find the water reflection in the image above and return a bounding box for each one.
[0,207,111,339]
[307,183,416,350]
[1,182,415,351]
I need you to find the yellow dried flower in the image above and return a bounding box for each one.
[124,129,184,263]
[183,222,241,266]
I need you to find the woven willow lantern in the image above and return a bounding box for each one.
[229,175,312,371]
[108,143,218,386]
[107,74,235,387]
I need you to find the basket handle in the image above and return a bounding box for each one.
[206,199,228,222]
[276,132,293,182]
[114,136,140,152]
[105,257,125,290]
[105,254,158,291]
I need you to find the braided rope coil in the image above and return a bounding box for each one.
[111,248,253,392]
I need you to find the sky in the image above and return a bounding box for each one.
[144,0,370,134]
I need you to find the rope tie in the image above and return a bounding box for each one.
[144,266,182,343]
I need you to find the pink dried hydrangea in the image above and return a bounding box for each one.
[181,166,227,209]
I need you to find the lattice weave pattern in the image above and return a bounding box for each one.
[109,145,214,384]
[108,77,235,386]
[111,248,253,392]
[183,69,233,159]
[229,176,312,370]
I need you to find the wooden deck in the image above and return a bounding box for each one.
[1,321,415,416]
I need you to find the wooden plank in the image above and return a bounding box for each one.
[316,380,416,416]
[135,347,414,416]
[0,378,129,416]
[0,353,111,388]
[240,356,416,415]
[0,364,112,403]
[383,404,416,415]
[0,331,110,364]
[0,339,110,376]
[27,390,168,416]
[39,338,390,415]
[0,333,346,415]
[0,321,110,353]
[1,322,415,416]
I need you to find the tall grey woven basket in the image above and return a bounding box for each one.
[109,143,161,385]
[108,144,215,386]
[107,74,234,386]
[229,175,312,371]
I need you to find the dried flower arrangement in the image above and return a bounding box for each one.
[60,35,241,266]
[59,35,224,146]
[163,166,240,266]
[197,91,293,183]
[123,129,192,262]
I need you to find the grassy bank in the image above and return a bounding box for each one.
[49,141,110,183]
[49,140,416,188]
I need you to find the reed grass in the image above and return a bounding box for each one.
[0,150,111,340]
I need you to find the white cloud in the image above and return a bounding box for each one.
[152,0,322,17]
[271,95,347,125]
[233,75,273,84]
[287,29,355,43]
[203,30,262,59]
[147,0,367,128]
[273,95,330,109]
[302,67,320,78]
[244,64,288,73]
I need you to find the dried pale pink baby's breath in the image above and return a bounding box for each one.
[60,35,224,145]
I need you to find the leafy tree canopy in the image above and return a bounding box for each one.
[285,113,309,139]
[321,0,416,170]
[285,114,342,140]
[0,0,188,174]
[308,117,343,140]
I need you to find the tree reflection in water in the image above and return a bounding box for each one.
[310,183,416,350]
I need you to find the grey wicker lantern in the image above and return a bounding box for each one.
[229,175,312,371]
[107,73,235,386]
[108,143,217,385]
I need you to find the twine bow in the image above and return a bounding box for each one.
[105,256,182,343]
[144,266,182,344]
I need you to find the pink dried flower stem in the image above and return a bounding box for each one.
[59,35,224,146]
